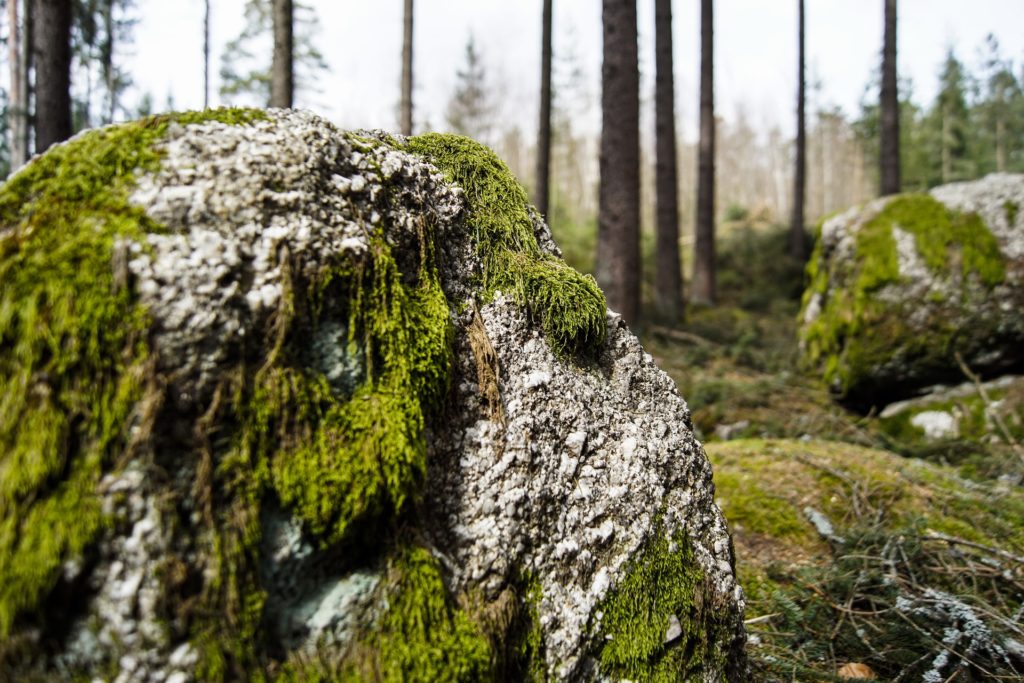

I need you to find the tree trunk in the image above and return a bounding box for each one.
[8,0,28,168]
[692,0,716,305]
[535,0,552,219]
[102,0,115,122]
[789,0,806,261]
[654,0,681,321]
[270,0,293,108]
[879,0,900,195]
[996,115,1005,172]
[400,0,413,135]
[204,0,211,108]
[941,101,951,183]
[33,0,72,152]
[597,0,640,324]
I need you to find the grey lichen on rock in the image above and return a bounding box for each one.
[800,173,1024,409]
[0,109,745,681]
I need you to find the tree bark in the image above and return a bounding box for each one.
[535,0,552,220]
[692,0,716,305]
[996,115,1005,172]
[597,0,640,324]
[204,0,211,108]
[879,0,900,195]
[8,0,28,168]
[270,0,294,108]
[789,0,806,260]
[33,0,73,152]
[654,0,681,321]
[102,0,115,122]
[400,0,413,135]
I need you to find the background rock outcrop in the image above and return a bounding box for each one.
[0,109,745,680]
[800,173,1024,409]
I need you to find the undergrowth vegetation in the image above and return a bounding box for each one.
[640,218,1024,681]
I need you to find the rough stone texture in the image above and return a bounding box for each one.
[430,297,742,678]
[0,110,745,680]
[800,174,1024,409]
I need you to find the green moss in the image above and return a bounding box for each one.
[0,108,265,638]
[373,546,493,680]
[278,546,493,682]
[1005,199,1019,226]
[708,438,1024,557]
[404,133,606,356]
[596,529,730,681]
[800,194,1006,400]
[191,136,458,676]
[712,469,815,545]
[260,241,452,545]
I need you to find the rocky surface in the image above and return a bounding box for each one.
[800,173,1024,409]
[0,109,745,680]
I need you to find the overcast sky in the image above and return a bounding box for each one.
[130,1,1024,141]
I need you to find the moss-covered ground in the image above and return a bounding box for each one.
[640,221,1024,681]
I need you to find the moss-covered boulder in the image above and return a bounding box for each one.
[800,174,1024,409]
[0,110,745,681]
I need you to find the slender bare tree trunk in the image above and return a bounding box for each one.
[941,102,951,183]
[996,116,1005,172]
[535,0,552,219]
[102,0,115,122]
[400,0,413,135]
[270,0,294,108]
[879,0,900,195]
[8,0,28,168]
[789,0,806,260]
[204,0,211,108]
[654,0,681,321]
[33,0,72,151]
[597,0,640,324]
[692,0,716,305]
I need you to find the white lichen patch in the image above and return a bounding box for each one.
[127,110,463,407]
[931,173,1024,262]
[56,463,189,683]
[428,300,742,679]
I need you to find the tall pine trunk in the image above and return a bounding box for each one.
[879,0,900,195]
[789,0,806,260]
[995,116,1005,172]
[204,0,211,108]
[535,0,552,220]
[692,0,716,306]
[654,0,681,321]
[102,0,115,122]
[597,0,640,324]
[33,0,72,151]
[270,0,294,108]
[8,0,28,168]
[400,0,413,135]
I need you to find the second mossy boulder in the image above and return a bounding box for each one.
[800,174,1024,409]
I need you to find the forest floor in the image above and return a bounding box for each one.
[629,225,1024,681]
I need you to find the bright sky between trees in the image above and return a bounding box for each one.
[133,0,1024,140]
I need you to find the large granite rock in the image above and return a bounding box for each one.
[800,174,1024,409]
[0,110,745,681]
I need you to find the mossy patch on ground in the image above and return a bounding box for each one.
[404,133,606,357]
[0,108,265,639]
[800,194,1007,404]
